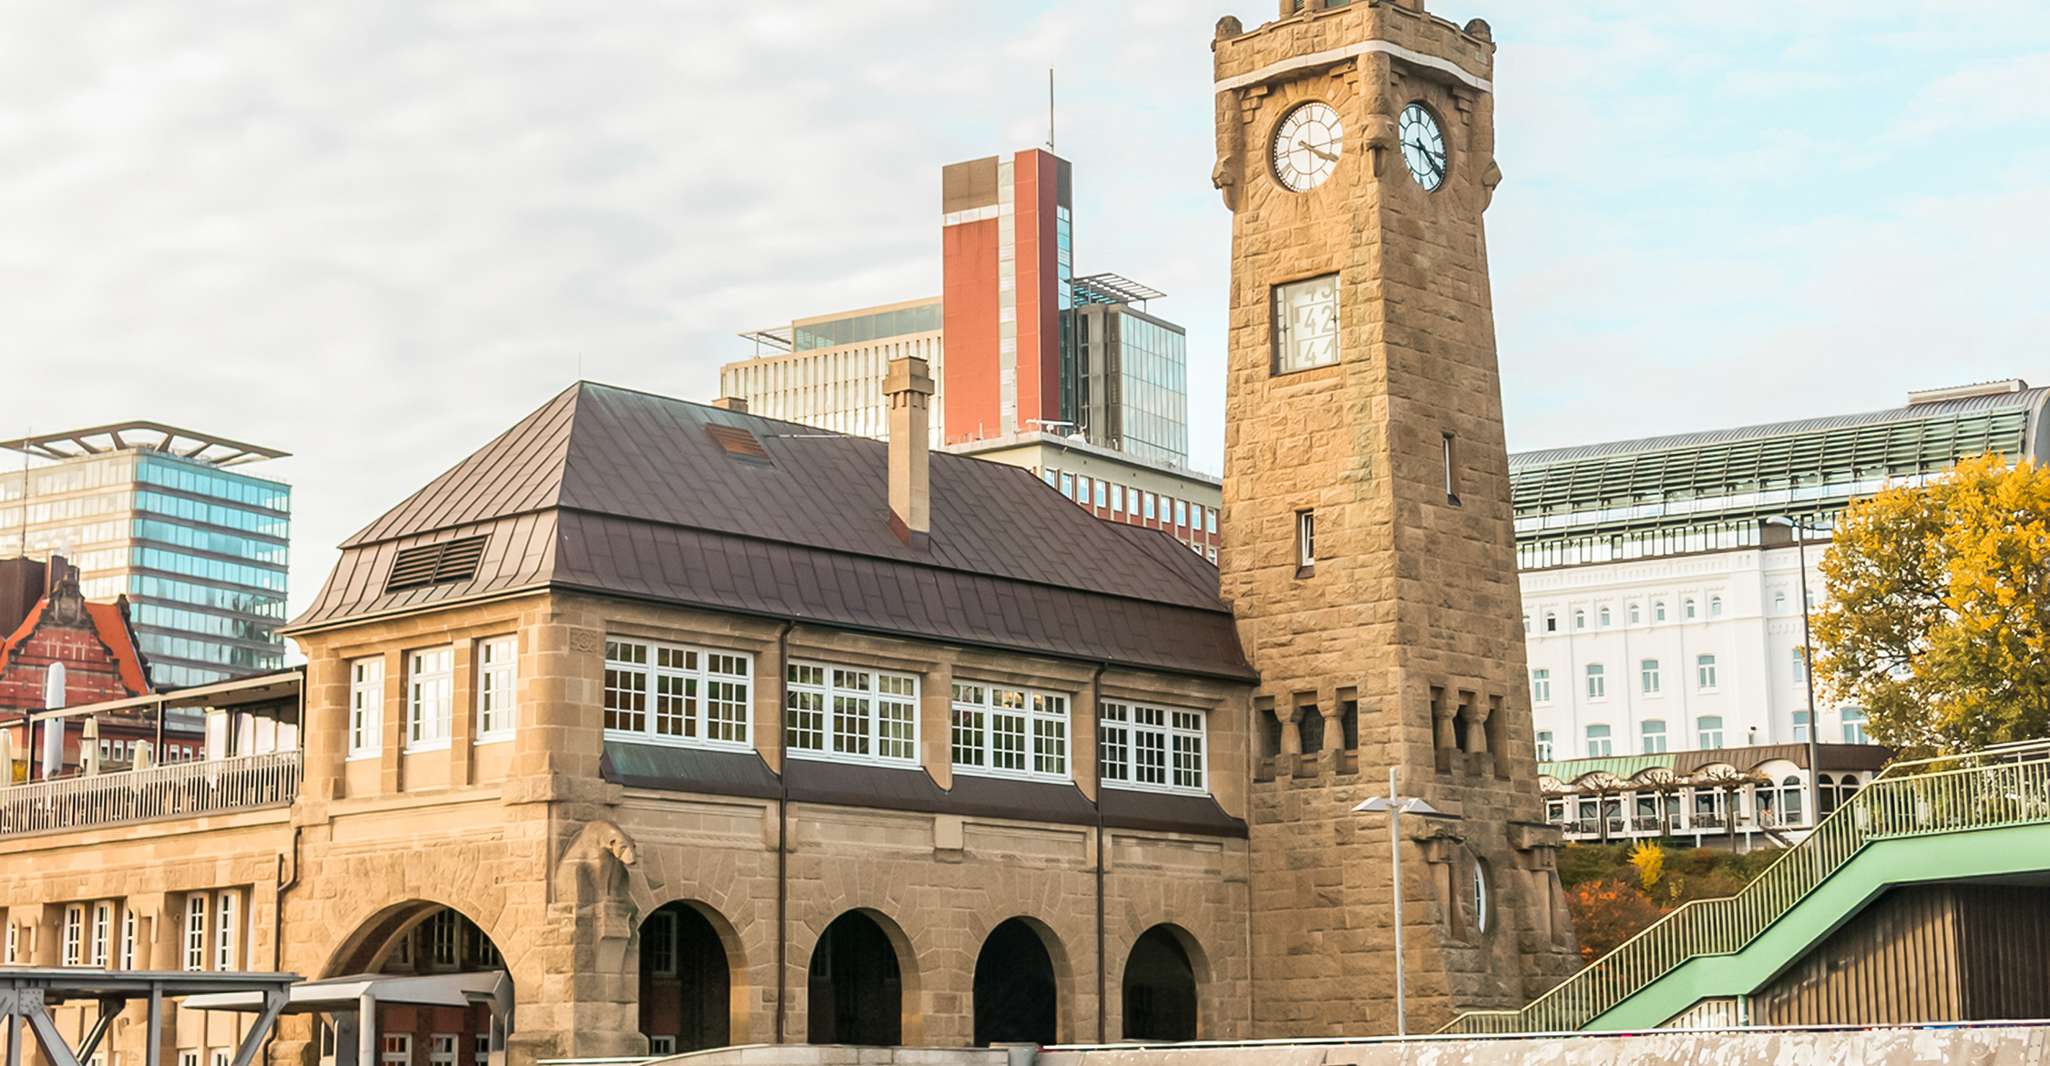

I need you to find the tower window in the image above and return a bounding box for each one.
[1296,510,1316,572]
[1442,433,1460,505]
[1272,274,1339,373]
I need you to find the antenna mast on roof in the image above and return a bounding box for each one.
[1048,68,1055,152]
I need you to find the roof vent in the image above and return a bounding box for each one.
[1907,379,2029,406]
[386,535,488,593]
[705,424,771,463]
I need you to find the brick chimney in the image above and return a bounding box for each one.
[884,356,935,545]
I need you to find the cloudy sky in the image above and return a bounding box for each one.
[4,1,2049,620]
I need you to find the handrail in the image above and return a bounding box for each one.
[1444,750,2050,1034]
[0,751,302,837]
[1875,738,2050,779]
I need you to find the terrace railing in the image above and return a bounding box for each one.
[0,751,302,838]
[1445,739,2050,1035]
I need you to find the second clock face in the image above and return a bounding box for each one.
[1272,102,1344,192]
[1399,102,1447,191]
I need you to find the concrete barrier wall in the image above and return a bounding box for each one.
[1038,1023,2050,1066]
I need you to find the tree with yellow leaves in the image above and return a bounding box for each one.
[1815,454,2050,754]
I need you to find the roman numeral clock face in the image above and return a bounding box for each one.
[1271,102,1344,192]
[1399,102,1447,191]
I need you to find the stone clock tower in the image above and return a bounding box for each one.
[1212,0,1578,1035]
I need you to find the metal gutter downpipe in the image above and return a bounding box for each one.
[1089,662,1108,1043]
[773,621,794,1045]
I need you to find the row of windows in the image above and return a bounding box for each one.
[7,890,240,972]
[1,454,132,500]
[135,517,290,565]
[136,544,288,591]
[1533,656,1724,704]
[137,631,284,670]
[1537,706,1868,761]
[94,737,204,764]
[0,489,132,529]
[597,638,1209,795]
[1529,587,1823,634]
[126,573,287,620]
[1043,467,1218,558]
[133,601,278,643]
[137,489,290,539]
[348,637,518,757]
[137,454,290,513]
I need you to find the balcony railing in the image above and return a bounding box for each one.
[1447,740,2050,1035]
[0,751,302,837]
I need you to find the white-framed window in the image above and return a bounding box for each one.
[1174,499,1189,528]
[1111,484,1124,513]
[1640,658,1661,695]
[429,910,458,967]
[406,646,455,751]
[1791,646,1807,684]
[92,902,113,967]
[183,895,208,971]
[63,903,84,966]
[1572,610,1586,630]
[785,662,919,765]
[1698,715,1725,749]
[1628,602,1641,625]
[473,1033,492,1066]
[1709,595,1724,618]
[603,639,753,749]
[1442,433,1459,500]
[1696,654,1718,691]
[1683,597,1697,620]
[1273,273,1339,373]
[645,910,677,976]
[1641,719,1667,754]
[177,1052,199,1066]
[211,1052,229,1066]
[1585,663,1606,700]
[475,636,518,742]
[1543,612,1557,633]
[1585,724,1612,758]
[1059,472,1075,500]
[1205,508,1217,535]
[214,891,237,971]
[1653,600,1667,622]
[347,656,385,760]
[1535,731,1553,762]
[1094,480,1107,508]
[1295,510,1315,570]
[1099,701,1206,794]
[1841,705,1869,744]
[1522,614,1531,634]
[1143,493,1157,522]
[1793,709,1812,743]
[1774,591,1788,613]
[648,1036,675,1056]
[121,907,136,969]
[5,913,18,964]
[1470,860,1489,933]
[1598,606,1612,627]
[381,1035,412,1066]
[951,683,1069,780]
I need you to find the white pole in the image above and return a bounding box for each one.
[1388,766,1406,1037]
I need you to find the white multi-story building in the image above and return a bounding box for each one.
[723,297,945,442]
[1517,379,2050,764]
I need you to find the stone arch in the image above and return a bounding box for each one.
[804,907,921,1047]
[1119,923,1210,1043]
[316,897,517,1066]
[635,898,747,1054]
[970,915,1071,1047]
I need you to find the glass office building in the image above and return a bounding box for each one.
[1071,293,1191,468]
[0,425,291,689]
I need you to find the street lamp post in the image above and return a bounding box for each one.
[1353,768,1441,1037]
[1767,515,1823,827]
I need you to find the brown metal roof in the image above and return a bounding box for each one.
[292,383,1252,681]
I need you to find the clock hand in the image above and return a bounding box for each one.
[1302,142,1339,163]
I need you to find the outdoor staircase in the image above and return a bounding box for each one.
[1444,739,2050,1033]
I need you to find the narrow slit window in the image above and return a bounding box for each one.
[1296,510,1316,571]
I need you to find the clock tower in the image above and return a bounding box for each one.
[1212,1,1578,1034]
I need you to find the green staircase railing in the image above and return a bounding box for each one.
[1444,739,2050,1034]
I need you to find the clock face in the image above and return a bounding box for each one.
[1272,102,1344,192]
[1399,102,1447,191]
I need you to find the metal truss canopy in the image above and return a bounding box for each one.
[1,969,297,1066]
[1,422,290,468]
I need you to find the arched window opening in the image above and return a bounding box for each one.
[808,911,902,1046]
[639,902,732,1053]
[328,904,511,1066]
[1122,926,1198,1042]
[972,918,1058,1047]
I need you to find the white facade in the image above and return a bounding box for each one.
[720,297,944,442]
[1522,541,1859,762]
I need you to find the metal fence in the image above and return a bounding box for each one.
[0,751,302,837]
[1444,740,2050,1034]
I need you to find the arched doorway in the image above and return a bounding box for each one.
[327,903,512,1066]
[972,918,1057,1047]
[1121,925,1198,1042]
[638,902,733,1054]
[807,911,902,1046]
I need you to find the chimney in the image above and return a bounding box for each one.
[884,356,935,545]
[710,396,749,413]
